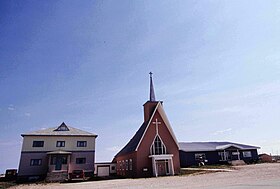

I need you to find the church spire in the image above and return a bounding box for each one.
[149,72,156,101]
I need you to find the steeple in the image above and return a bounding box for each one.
[149,72,156,101]
[143,72,159,122]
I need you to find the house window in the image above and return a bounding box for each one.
[30,159,42,166]
[129,159,133,171]
[51,156,68,165]
[219,151,229,161]
[150,135,166,155]
[77,141,87,147]
[56,141,65,147]
[56,125,69,131]
[195,153,206,161]
[76,158,86,164]
[32,141,44,147]
[243,151,252,158]
[111,166,115,171]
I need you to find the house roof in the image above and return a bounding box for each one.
[179,142,260,152]
[115,101,179,157]
[21,122,97,137]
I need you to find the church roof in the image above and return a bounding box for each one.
[179,142,260,152]
[115,122,148,157]
[21,122,97,137]
[115,102,179,157]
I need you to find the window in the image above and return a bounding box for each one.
[54,122,70,131]
[56,141,65,147]
[76,158,86,164]
[30,159,42,166]
[111,166,115,171]
[219,151,229,161]
[77,141,87,147]
[243,151,252,158]
[32,141,44,147]
[125,160,128,170]
[120,161,122,170]
[150,135,166,155]
[195,153,206,161]
[50,156,68,165]
[129,159,133,171]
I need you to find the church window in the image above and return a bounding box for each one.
[150,135,166,155]
[125,160,128,170]
[129,159,133,170]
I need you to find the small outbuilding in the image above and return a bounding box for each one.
[94,162,116,177]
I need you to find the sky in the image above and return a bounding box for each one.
[1,0,280,173]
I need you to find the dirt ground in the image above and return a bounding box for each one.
[9,163,280,189]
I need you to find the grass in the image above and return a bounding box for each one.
[0,181,17,189]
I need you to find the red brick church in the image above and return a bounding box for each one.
[114,73,180,177]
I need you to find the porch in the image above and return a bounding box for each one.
[149,154,174,177]
[46,150,72,182]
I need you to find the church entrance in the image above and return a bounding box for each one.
[149,154,174,177]
[156,160,169,176]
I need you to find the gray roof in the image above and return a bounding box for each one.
[22,122,97,137]
[179,142,260,152]
[115,122,148,157]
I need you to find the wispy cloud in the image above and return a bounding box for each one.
[212,128,232,135]
[8,104,15,111]
[106,146,121,152]
[24,112,31,117]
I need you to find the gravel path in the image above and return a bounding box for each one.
[10,163,280,189]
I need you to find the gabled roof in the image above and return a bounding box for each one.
[179,142,260,152]
[21,122,97,137]
[136,102,179,150]
[115,122,148,157]
[115,101,179,157]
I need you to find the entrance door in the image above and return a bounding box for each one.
[156,161,166,176]
[55,156,62,170]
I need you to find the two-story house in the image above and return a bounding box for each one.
[17,122,97,181]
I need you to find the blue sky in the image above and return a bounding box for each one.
[1,0,280,173]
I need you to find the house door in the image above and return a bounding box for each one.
[55,156,63,170]
[156,161,166,176]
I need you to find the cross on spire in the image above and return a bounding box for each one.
[149,72,156,101]
[152,118,161,134]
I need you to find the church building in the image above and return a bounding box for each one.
[114,73,180,178]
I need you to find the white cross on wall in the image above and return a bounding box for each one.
[152,118,161,135]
